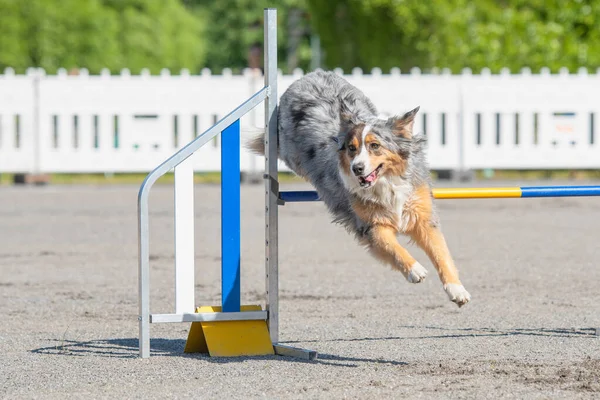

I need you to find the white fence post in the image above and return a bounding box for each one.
[0,68,36,173]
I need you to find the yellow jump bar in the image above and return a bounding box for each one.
[432,187,522,199]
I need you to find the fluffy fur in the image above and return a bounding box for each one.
[247,70,470,307]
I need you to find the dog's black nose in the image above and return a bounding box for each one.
[352,163,364,176]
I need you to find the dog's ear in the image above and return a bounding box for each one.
[339,102,360,129]
[388,106,419,138]
[338,102,360,150]
[335,132,346,151]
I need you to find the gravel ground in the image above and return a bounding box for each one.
[1,180,599,399]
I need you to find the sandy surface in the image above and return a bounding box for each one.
[1,180,600,399]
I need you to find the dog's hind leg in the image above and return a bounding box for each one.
[364,224,428,284]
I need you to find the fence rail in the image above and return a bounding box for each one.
[1,66,599,174]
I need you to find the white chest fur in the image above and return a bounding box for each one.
[390,178,413,231]
[342,174,414,232]
[367,177,413,231]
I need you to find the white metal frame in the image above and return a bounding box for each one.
[137,8,316,360]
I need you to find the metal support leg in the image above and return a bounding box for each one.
[263,8,317,360]
[264,7,279,345]
[138,189,151,358]
[274,344,318,360]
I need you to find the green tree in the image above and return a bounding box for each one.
[35,0,120,73]
[306,0,600,73]
[0,0,27,71]
[104,0,206,74]
[186,0,313,73]
[0,0,207,74]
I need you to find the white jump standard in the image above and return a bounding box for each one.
[137,8,316,360]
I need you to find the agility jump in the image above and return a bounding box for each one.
[137,8,600,359]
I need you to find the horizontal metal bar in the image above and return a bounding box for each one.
[280,185,600,202]
[274,344,318,360]
[150,311,268,323]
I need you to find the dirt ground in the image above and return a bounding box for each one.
[1,180,599,399]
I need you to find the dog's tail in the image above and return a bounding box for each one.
[243,127,266,155]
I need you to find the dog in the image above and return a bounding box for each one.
[247,69,470,307]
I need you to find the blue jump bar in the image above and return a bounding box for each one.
[520,185,600,198]
[279,190,320,202]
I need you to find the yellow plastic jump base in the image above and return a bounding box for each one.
[184,305,318,359]
[184,305,275,357]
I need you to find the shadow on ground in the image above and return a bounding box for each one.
[29,337,405,367]
[29,326,598,367]
[283,326,599,344]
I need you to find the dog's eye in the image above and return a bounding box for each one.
[348,144,357,152]
[370,143,380,150]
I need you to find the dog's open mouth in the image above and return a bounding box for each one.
[359,164,383,188]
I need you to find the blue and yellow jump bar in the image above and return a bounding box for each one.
[432,185,600,199]
[279,185,600,203]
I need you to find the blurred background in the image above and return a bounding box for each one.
[3,0,600,75]
[1,0,600,184]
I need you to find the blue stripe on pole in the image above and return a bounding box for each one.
[221,119,241,312]
[521,185,600,198]
[279,191,320,202]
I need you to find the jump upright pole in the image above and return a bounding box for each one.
[264,7,279,345]
[221,119,241,312]
[263,9,316,359]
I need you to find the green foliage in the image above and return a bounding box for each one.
[104,0,206,74]
[0,0,206,74]
[0,0,26,69]
[35,0,120,73]
[306,0,600,73]
[1,0,599,74]
[186,0,313,73]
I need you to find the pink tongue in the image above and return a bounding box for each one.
[364,171,377,182]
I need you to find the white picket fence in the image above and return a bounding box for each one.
[1,66,599,175]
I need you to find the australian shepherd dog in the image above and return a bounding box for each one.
[248,70,470,307]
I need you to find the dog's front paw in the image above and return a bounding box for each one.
[407,262,428,283]
[444,283,471,307]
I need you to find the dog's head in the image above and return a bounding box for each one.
[338,106,420,189]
